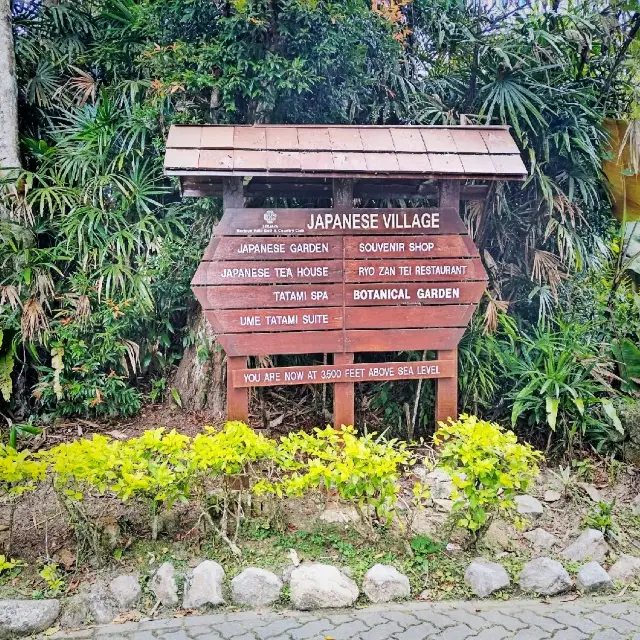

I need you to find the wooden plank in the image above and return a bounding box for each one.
[181,180,489,201]
[193,284,343,309]
[222,177,249,422]
[226,356,249,420]
[205,308,343,333]
[345,258,487,283]
[192,259,343,285]
[344,305,475,330]
[232,359,455,388]
[334,352,355,428]
[345,281,485,306]
[203,236,343,261]
[215,208,465,236]
[436,349,458,423]
[343,235,478,259]
[219,331,344,356]
[346,327,464,352]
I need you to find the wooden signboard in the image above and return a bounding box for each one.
[191,179,488,427]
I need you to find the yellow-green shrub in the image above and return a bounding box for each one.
[111,429,192,539]
[0,444,47,497]
[257,425,415,524]
[433,414,542,536]
[47,434,121,499]
[0,445,46,553]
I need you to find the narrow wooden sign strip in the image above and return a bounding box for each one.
[343,235,478,259]
[194,284,343,309]
[346,327,465,352]
[205,308,343,333]
[345,305,475,329]
[216,207,465,236]
[345,258,487,283]
[192,259,343,285]
[345,281,485,306]
[232,359,455,388]
[219,330,344,356]
[204,236,343,261]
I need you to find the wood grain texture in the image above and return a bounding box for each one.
[343,235,478,259]
[344,305,475,329]
[346,327,464,352]
[215,208,465,236]
[205,308,343,333]
[192,259,343,285]
[345,258,487,282]
[232,360,455,387]
[219,330,344,356]
[204,236,343,261]
[194,284,343,309]
[436,348,458,422]
[334,352,355,428]
[345,281,486,306]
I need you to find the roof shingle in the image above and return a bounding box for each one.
[165,124,526,180]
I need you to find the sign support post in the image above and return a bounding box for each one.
[436,180,461,423]
[332,179,355,428]
[222,177,250,421]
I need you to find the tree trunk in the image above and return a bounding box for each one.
[0,0,20,171]
[172,309,226,418]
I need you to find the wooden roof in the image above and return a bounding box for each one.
[164,124,527,181]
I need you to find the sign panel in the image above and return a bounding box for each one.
[232,360,455,388]
[192,206,488,360]
[216,208,466,236]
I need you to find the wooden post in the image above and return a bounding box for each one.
[223,177,249,422]
[333,179,355,428]
[436,180,462,424]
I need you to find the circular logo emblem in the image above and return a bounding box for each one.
[263,210,277,224]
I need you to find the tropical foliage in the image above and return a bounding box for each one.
[0,0,640,454]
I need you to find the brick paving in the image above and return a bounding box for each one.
[51,598,640,640]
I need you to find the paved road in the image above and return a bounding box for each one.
[52,598,640,640]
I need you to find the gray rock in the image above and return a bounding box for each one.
[578,483,601,502]
[231,568,282,607]
[281,564,295,584]
[290,563,359,609]
[0,599,60,639]
[576,562,614,593]
[464,559,510,598]
[433,498,454,513]
[151,562,179,607]
[560,528,609,563]
[480,520,518,552]
[425,468,454,500]
[409,509,448,540]
[544,490,561,502]
[59,594,90,630]
[87,583,118,624]
[515,495,544,519]
[339,566,354,579]
[108,574,141,610]
[363,564,410,603]
[523,528,560,551]
[183,560,225,609]
[632,495,640,516]
[608,554,640,583]
[519,557,572,595]
[318,507,360,525]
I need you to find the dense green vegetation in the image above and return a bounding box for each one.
[1,0,640,456]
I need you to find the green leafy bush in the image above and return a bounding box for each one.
[502,320,623,454]
[35,422,418,558]
[433,415,542,537]
[34,296,143,418]
[264,425,415,525]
